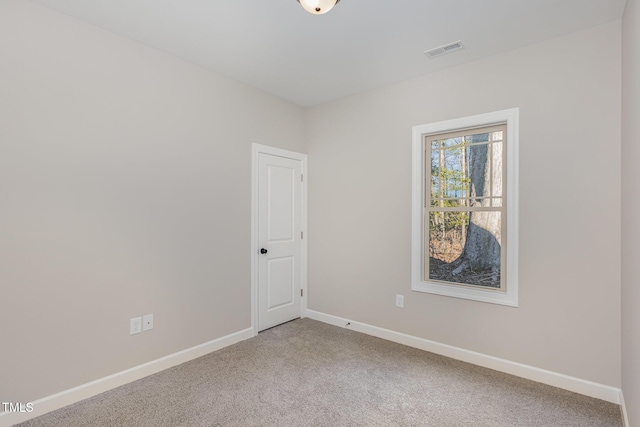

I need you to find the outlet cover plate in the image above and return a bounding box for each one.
[142,314,154,331]
[130,317,142,335]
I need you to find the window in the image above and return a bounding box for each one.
[412,109,519,306]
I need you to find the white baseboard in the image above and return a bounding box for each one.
[305,310,622,405]
[0,327,254,427]
[620,390,630,427]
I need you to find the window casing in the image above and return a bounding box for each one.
[412,109,519,306]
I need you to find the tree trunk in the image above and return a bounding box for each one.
[452,136,501,284]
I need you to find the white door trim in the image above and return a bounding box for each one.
[251,143,307,336]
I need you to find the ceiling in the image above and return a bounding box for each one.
[32,0,627,107]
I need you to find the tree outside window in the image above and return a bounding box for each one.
[427,125,505,289]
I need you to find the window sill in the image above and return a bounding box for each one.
[412,280,518,307]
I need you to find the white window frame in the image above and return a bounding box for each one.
[411,108,519,307]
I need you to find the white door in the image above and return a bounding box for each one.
[257,152,303,331]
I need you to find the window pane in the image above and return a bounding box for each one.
[428,211,469,263]
[430,144,471,206]
[491,141,503,200]
[465,132,489,144]
[430,149,441,203]
[431,136,464,151]
[428,211,502,289]
[430,131,504,208]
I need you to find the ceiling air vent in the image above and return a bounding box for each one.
[424,41,464,59]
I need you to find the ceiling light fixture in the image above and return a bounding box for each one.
[297,0,340,15]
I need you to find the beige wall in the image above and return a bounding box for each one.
[622,0,640,423]
[306,21,622,387]
[0,1,305,402]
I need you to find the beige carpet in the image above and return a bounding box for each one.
[16,319,622,426]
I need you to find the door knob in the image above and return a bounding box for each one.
[260,248,268,254]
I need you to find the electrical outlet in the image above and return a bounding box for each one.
[130,317,142,335]
[142,314,154,331]
[396,294,405,308]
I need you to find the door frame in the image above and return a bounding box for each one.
[251,143,308,336]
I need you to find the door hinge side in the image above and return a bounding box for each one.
[301,174,304,182]
[301,231,304,239]
[301,289,304,297]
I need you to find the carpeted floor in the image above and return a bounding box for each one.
[16,319,622,426]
